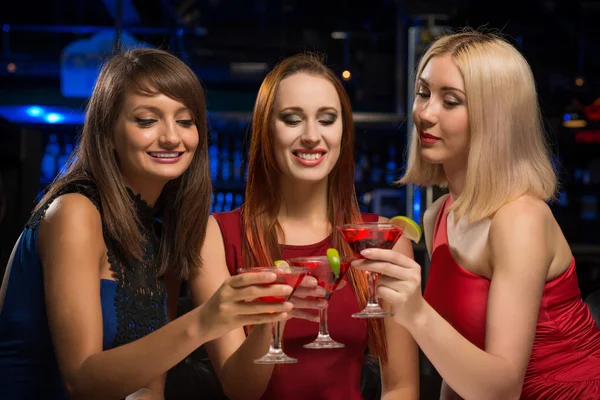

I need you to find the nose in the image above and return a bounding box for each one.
[416,99,438,128]
[300,119,321,146]
[158,121,182,148]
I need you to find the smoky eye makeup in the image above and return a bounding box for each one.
[134,117,157,127]
[444,96,461,106]
[415,83,429,96]
[318,112,338,125]
[279,113,303,126]
[445,91,467,105]
[177,119,194,127]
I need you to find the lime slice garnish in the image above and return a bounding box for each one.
[274,259,291,268]
[389,216,423,243]
[273,259,291,272]
[326,248,341,278]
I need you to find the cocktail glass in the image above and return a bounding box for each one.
[337,223,402,318]
[237,266,308,364]
[287,255,353,349]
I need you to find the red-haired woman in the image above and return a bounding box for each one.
[189,54,419,400]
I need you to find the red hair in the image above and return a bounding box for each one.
[241,53,388,364]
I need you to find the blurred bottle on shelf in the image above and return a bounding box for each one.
[57,143,74,176]
[41,134,60,184]
[233,139,243,182]
[220,135,231,182]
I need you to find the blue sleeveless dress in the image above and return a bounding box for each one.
[0,181,167,399]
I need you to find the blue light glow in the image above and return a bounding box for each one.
[45,113,64,124]
[0,105,250,126]
[0,106,82,125]
[26,106,44,117]
[413,186,421,223]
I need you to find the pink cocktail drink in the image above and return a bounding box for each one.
[341,226,402,257]
[253,270,307,303]
[338,223,402,318]
[287,256,353,349]
[287,257,351,301]
[237,266,308,363]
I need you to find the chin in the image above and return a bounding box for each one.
[288,172,329,185]
[419,148,447,165]
[149,167,189,183]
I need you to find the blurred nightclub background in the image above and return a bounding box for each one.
[1,0,599,398]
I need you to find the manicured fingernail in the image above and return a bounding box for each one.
[361,249,372,256]
[283,286,293,294]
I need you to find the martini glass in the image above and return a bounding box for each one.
[287,255,353,349]
[337,223,402,318]
[237,266,308,364]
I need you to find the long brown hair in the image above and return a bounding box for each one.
[241,53,388,363]
[35,48,212,279]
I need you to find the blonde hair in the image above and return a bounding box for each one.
[399,30,557,221]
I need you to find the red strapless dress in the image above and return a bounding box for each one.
[424,197,600,400]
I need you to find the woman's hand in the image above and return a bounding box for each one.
[352,248,426,326]
[285,276,325,322]
[198,271,294,341]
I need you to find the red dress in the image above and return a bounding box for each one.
[213,209,379,400]
[424,197,600,400]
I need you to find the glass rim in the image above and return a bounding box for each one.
[286,255,354,263]
[237,266,309,274]
[337,222,400,230]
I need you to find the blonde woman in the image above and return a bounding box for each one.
[352,30,600,400]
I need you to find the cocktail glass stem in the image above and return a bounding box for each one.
[271,321,283,353]
[304,302,345,349]
[318,307,329,337]
[367,271,379,308]
[254,321,298,364]
[351,271,391,318]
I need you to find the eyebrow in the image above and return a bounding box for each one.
[279,106,339,113]
[132,105,191,113]
[418,78,466,96]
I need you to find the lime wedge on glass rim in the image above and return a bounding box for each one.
[326,248,341,278]
[389,216,423,244]
[274,259,291,270]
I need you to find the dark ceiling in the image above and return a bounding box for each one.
[1,0,599,115]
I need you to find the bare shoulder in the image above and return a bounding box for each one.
[205,214,225,243]
[42,193,102,230]
[39,193,105,257]
[488,195,555,267]
[490,195,553,237]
